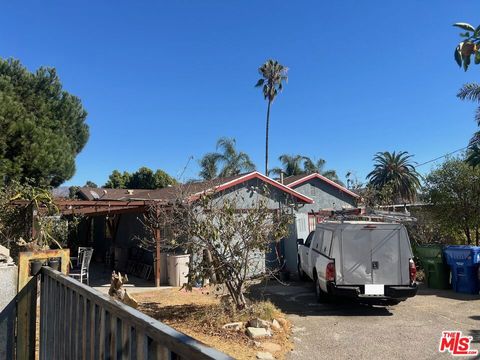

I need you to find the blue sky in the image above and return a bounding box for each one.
[1,1,478,186]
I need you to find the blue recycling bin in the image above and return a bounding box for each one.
[443,246,480,294]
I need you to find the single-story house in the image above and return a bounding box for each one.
[284,172,360,231]
[280,173,360,273]
[69,171,314,286]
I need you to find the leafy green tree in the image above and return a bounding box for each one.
[104,167,176,189]
[84,181,97,188]
[128,167,157,189]
[255,59,288,175]
[425,157,480,245]
[453,22,480,71]
[1,181,75,257]
[104,170,131,189]
[0,58,89,186]
[366,151,421,202]
[143,188,293,309]
[198,153,220,180]
[153,169,177,188]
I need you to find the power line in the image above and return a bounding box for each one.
[416,138,479,168]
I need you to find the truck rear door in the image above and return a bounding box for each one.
[340,228,372,284]
[371,228,401,285]
[339,225,403,286]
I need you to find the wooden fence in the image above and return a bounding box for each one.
[34,266,232,360]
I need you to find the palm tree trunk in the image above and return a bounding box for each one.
[265,99,271,175]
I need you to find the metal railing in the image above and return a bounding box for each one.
[39,267,232,360]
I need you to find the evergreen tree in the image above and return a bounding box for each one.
[0,58,89,186]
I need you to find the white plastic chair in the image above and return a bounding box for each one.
[70,248,93,285]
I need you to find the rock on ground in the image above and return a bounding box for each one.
[271,319,281,330]
[222,322,243,331]
[256,351,274,360]
[246,327,271,339]
[248,318,271,329]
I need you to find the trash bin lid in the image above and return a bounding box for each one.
[443,245,480,264]
[414,244,445,260]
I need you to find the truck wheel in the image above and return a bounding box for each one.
[385,299,401,306]
[314,273,325,302]
[297,258,307,281]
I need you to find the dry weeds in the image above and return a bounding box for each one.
[135,287,293,360]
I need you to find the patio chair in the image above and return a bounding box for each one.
[70,247,92,269]
[69,248,93,285]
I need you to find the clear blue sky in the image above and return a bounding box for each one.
[1,1,478,186]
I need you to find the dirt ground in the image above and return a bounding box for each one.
[134,287,293,360]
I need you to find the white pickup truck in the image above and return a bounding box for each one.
[297,221,417,303]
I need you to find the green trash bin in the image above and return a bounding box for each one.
[413,244,450,289]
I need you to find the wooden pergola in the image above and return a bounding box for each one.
[13,199,166,287]
[61,199,167,287]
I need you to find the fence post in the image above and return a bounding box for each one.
[16,277,38,360]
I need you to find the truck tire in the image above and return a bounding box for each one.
[385,299,401,306]
[313,272,327,302]
[297,257,307,281]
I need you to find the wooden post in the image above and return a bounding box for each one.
[16,277,37,360]
[155,208,161,287]
[31,209,38,239]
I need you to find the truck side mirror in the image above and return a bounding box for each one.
[297,238,304,245]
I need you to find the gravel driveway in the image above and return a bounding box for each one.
[253,282,480,360]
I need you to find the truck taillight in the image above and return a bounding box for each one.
[326,262,335,282]
[409,259,416,283]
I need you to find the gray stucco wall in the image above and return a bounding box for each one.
[0,265,17,359]
[214,178,301,211]
[291,178,357,213]
[282,213,309,274]
[209,178,302,274]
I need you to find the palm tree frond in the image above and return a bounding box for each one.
[367,151,421,202]
[457,83,480,102]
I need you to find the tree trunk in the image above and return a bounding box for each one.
[203,248,217,283]
[265,100,271,175]
[465,226,472,245]
[225,280,246,309]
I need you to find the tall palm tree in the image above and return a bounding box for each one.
[457,83,480,167]
[215,138,255,177]
[303,157,343,185]
[269,154,305,177]
[198,153,220,180]
[366,151,421,202]
[255,59,288,175]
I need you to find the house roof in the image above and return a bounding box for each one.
[77,172,314,204]
[283,173,360,199]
